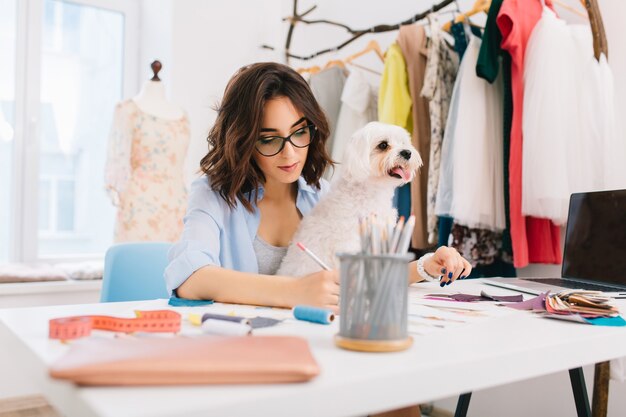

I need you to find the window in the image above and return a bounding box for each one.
[0,0,17,263]
[4,0,137,263]
[38,0,124,257]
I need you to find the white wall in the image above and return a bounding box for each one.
[138,0,173,91]
[138,0,283,185]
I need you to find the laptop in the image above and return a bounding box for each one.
[485,189,626,298]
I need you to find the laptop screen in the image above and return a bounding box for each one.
[562,190,626,285]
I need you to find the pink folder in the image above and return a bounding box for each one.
[50,335,320,386]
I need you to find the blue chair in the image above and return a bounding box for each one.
[100,242,172,302]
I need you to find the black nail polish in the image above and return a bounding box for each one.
[448,272,453,279]
[460,275,467,280]
[440,282,446,287]
[441,268,447,274]
[446,280,452,285]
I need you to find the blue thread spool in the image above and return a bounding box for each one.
[293,305,335,325]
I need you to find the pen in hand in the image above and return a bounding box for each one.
[296,242,331,271]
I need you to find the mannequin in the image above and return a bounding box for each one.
[132,60,185,120]
[104,60,190,243]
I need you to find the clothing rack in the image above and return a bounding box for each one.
[264,0,605,64]
[261,0,456,63]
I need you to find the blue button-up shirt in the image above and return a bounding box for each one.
[164,175,329,294]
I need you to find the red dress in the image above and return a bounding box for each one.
[497,0,561,268]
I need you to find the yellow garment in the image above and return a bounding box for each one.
[378,43,413,132]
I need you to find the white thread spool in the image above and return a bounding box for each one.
[201,319,252,336]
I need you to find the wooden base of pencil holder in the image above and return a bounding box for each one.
[334,335,413,352]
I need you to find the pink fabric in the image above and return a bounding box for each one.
[497,0,561,268]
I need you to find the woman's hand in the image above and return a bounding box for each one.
[424,246,472,287]
[289,269,340,313]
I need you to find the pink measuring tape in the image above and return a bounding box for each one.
[48,310,181,340]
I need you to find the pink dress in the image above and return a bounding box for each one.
[497,0,561,268]
[105,100,190,242]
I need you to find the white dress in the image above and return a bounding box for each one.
[522,8,592,225]
[309,67,346,159]
[522,8,626,224]
[434,53,463,219]
[437,36,505,231]
[570,26,605,193]
[330,68,378,180]
[574,43,626,191]
[594,55,626,190]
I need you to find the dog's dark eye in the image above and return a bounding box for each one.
[377,141,389,150]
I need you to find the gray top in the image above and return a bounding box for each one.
[253,236,288,275]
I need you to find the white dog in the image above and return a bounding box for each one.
[276,122,422,277]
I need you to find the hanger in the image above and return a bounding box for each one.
[345,40,385,64]
[436,0,461,21]
[553,0,588,19]
[296,65,321,75]
[323,59,346,70]
[300,40,384,76]
[441,0,490,32]
[337,40,385,75]
[346,61,382,76]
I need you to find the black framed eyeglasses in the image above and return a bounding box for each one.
[255,124,316,157]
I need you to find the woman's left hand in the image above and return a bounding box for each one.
[424,246,472,286]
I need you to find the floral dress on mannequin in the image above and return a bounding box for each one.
[105,99,190,242]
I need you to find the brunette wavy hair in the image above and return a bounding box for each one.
[200,62,333,212]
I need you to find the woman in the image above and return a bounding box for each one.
[165,62,472,312]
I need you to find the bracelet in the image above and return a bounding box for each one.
[416,253,441,282]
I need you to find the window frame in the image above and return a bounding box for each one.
[10,0,139,263]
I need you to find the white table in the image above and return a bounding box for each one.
[1,279,625,417]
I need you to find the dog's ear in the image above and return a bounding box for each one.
[341,124,373,181]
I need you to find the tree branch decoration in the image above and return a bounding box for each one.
[261,0,456,64]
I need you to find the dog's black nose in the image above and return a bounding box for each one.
[400,149,412,160]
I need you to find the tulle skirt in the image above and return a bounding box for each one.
[576,47,626,191]
[522,8,622,224]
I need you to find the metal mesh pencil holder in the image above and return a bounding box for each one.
[335,252,414,352]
